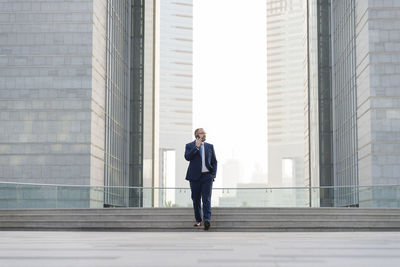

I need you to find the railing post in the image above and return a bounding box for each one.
[16,183,20,208]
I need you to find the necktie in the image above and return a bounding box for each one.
[199,143,203,156]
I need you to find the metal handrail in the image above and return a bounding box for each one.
[0,181,399,190]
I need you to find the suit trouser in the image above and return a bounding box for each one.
[189,173,213,222]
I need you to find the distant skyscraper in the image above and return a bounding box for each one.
[251,163,268,185]
[306,0,400,207]
[222,159,243,188]
[0,0,160,208]
[266,0,307,187]
[159,0,193,201]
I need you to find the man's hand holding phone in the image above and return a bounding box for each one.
[195,136,201,148]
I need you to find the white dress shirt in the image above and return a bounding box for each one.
[200,142,210,173]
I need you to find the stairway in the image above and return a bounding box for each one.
[0,207,400,231]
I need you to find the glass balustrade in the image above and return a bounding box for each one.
[0,182,399,209]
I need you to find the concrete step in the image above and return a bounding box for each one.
[1,214,400,221]
[1,220,400,231]
[0,207,400,231]
[1,207,399,215]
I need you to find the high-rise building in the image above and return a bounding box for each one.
[306,0,334,207]
[266,0,307,187]
[0,0,160,208]
[222,159,243,188]
[306,0,400,207]
[159,0,193,205]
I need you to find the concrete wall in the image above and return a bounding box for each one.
[90,0,107,188]
[90,0,107,206]
[356,0,400,207]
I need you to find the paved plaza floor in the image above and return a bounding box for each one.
[0,231,400,266]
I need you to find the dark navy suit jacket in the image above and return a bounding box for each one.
[184,141,218,181]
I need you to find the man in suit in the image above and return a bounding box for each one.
[184,128,217,231]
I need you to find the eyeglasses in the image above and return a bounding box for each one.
[198,132,206,134]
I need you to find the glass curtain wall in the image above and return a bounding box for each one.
[331,0,358,207]
[317,0,333,207]
[307,0,334,207]
[129,0,145,207]
[104,0,131,207]
[307,0,319,206]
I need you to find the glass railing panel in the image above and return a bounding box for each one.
[156,188,192,208]
[56,185,88,208]
[0,182,400,209]
[215,188,310,207]
[311,186,359,207]
[359,185,400,208]
[16,184,58,209]
[0,183,18,209]
[310,185,400,208]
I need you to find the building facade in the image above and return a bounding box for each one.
[159,0,193,206]
[306,0,334,207]
[307,0,400,207]
[0,0,159,208]
[266,0,307,188]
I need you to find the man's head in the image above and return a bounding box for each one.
[194,128,206,142]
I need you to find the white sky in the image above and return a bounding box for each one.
[193,0,268,185]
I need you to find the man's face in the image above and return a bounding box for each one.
[197,129,206,142]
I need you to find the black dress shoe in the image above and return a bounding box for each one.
[204,220,210,231]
